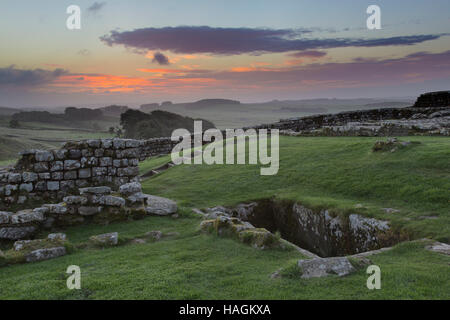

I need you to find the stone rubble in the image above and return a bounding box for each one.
[0,182,177,241]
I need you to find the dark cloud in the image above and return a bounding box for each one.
[289,50,327,58]
[100,26,445,55]
[152,52,170,65]
[207,51,450,87]
[0,66,67,87]
[87,2,106,13]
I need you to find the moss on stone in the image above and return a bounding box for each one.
[238,228,281,249]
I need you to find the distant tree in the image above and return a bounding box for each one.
[9,119,20,128]
[108,126,115,134]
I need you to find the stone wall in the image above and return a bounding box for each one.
[0,137,180,210]
[0,183,177,241]
[248,92,450,136]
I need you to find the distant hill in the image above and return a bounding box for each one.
[98,105,129,117]
[0,106,21,116]
[120,109,215,139]
[362,101,412,108]
[185,99,241,109]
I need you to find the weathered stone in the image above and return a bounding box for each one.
[108,167,117,175]
[38,172,51,180]
[117,167,140,177]
[26,247,66,262]
[92,167,107,177]
[0,226,36,240]
[47,181,60,191]
[54,149,68,160]
[64,171,77,180]
[13,240,30,251]
[0,211,12,224]
[11,209,45,224]
[64,160,81,170]
[75,179,89,187]
[297,257,356,278]
[79,186,111,195]
[43,203,68,214]
[78,168,91,178]
[113,139,126,149]
[145,195,177,216]
[34,181,47,191]
[19,183,33,193]
[126,192,148,205]
[33,207,50,215]
[69,149,82,159]
[81,149,93,157]
[48,233,67,241]
[119,182,142,196]
[81,156,98,167]
[100,157,112,167]
[87,139,101,148]
[4,184,18,196]
[113,159,128,167]
[89,232,119,247]
[8,173,22,183]
[33,162,49,172]
[238,228,280,249]
[78,206,102,216]
[51,171,63,180]
[125,140,140,148]
[101,139,113,149]
[50,161,64,172]
[94,149,104,157]
[22,172,38,182]
[426,241,450,255]
[100,195,126,207]
[63,195,88,205]
[35,150,54,162]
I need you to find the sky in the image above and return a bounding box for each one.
[0,0,449,107]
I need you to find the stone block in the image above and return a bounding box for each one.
[22,172,38,182]
[64,160,81,170]
[35,150,54,162]
[78,168,91,178]
[50,161,64,172]
[47,181,60,191]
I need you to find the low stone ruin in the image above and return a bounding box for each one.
[251,91,450,137]
[197,200,398,257]
[0,182,177,241]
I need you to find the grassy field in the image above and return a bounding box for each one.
[0,116,115,164]
[0,136,448,299]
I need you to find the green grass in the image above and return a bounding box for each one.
[0,136,448,299]
[0,213,448,299]
[140,136,450,241]
[0,117,115,163]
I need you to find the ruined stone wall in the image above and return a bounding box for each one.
[0,137,180,210]
[249,106,449,132]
